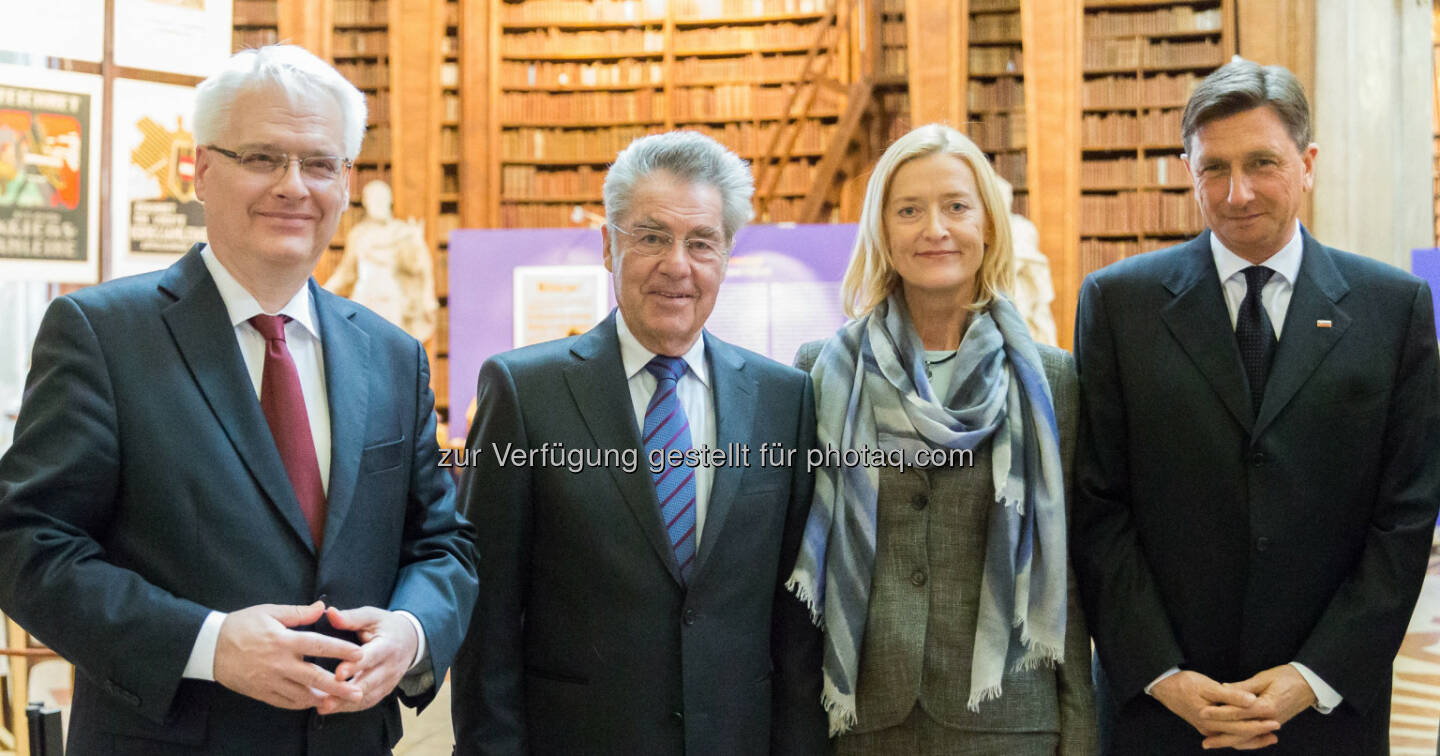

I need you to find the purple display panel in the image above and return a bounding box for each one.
[446,223,857,438]
[1413,248,1440,327]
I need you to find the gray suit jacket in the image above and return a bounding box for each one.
[452,311,828,756]
[796,339,1097,755]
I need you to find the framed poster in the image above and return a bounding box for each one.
[0,0,104,63]
[113,0,231,77]
[0,65,102,283]
[111,79,205,277]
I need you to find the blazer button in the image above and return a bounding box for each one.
[1255,536,1271,552]
[671,710,684,723]
[910,569,927,587]
[682,608,696,625]
[1249,450,1268,466]
[911,493,929,511]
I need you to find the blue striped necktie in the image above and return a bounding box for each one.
[643,355,697,581]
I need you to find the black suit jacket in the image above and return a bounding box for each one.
[1072,230,1440,755]
[0,245,478,755]
[450,311,827,756]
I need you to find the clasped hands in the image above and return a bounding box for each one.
[213,601,419,714]
[1151,665,1317,750]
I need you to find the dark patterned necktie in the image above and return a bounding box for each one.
[249,314,327,550]
[642,355,697,581]
[1236,266,1277,417]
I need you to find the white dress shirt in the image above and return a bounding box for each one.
[615,310,716,549]
[182,246,427,684]
[1211,220,1303,338]
[1145,222,1341,714]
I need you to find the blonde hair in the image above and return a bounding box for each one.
[840,123,1014,319]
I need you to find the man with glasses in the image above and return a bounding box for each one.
[0,45,477,754]
[451,131,827,755]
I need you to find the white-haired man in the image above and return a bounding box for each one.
[0,45,476,755]
[451,131,828,755]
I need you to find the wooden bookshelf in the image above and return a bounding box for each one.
[491,0,843,225]
[966,0,1027,216]
[233,0,280,51]
[1079,0,1233,277]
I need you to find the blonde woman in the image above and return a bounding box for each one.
[788,124,1097,754]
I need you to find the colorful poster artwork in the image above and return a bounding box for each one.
[0,69,104,283]
[0,66,101,282]
[111,79,205,276]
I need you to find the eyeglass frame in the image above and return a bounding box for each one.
[204,145,353,186]
[607,222,729,262]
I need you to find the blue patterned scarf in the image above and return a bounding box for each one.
[786,293,1067,735]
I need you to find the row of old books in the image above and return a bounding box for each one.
[685,119,837,156]
[502,165,608,199]
[502,0,667,24]
[1080,190,1203,235]
[971,12,1021,41]
[233,28,279,50]
[1082,110,1184,149]
[335,61,389,89]
[233,0,278,25]
[503,90,668,122]
[500,203,605,227]
[1082,72,1202,108]
[334,0,388,26]
[334,30,387,56]
[676,0,823,18]
[1082,155,1189,186]
[969,77,1025,110]
[673,22,836,51]
[503,29,666,56]
[1080,239,1143,274]
[675,53,819,81]
[966,111,1027,152]
[1084,7,1222,37]
[503,60,664,88]
[970,48,1023,76]
[1084,38,1223,70]
[502,125,664,160]
[364,90,391,125]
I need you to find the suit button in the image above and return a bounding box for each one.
[911,493,928,511]
[1256,537,1271,552]
[682,608,696,625]
[910,569,927,587]
[671,710,684,723]
[1249,451,1268,465]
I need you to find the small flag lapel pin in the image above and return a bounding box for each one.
[1316,319,1332,328]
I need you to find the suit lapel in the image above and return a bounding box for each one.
[1159,234,1254,433]
[315,283,371,550]
[1253,233,1350,438]
[564,314,684,585]
[689,333,754,583]
[159,245,316,552]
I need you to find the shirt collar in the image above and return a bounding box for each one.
[1210,220,1304,286]
[614,309,710,388]
[200,244,320,341]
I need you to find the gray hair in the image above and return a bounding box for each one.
[1181,57,1311,154]
[194,45,367,160]
[603,131,754,244]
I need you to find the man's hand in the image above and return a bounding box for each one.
[1194,665,1316,749]
[1151,670,1280,750]
[315,606,420,715]
[213,602,365,710]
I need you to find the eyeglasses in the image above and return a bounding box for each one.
[609,223,727,262]
[206,145,352,185]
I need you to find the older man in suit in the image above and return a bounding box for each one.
[450,131,827,755]
[1072,59,1440,755]
[0,45,477,755]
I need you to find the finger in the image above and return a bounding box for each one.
[269,678,330,711]
[325,605,381,631]
[269,601,327,628]
[1200,703,1276,721]
[299,662,364,702]
[292,630,365,662]
[1198,718,1280,741]
[1203,730,1276,750]
[1202,682,1258,707]
[1234,734,1280,750]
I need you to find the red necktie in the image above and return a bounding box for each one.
[249,314,327,550]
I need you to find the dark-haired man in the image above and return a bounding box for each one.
[1073,58,1440,755]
